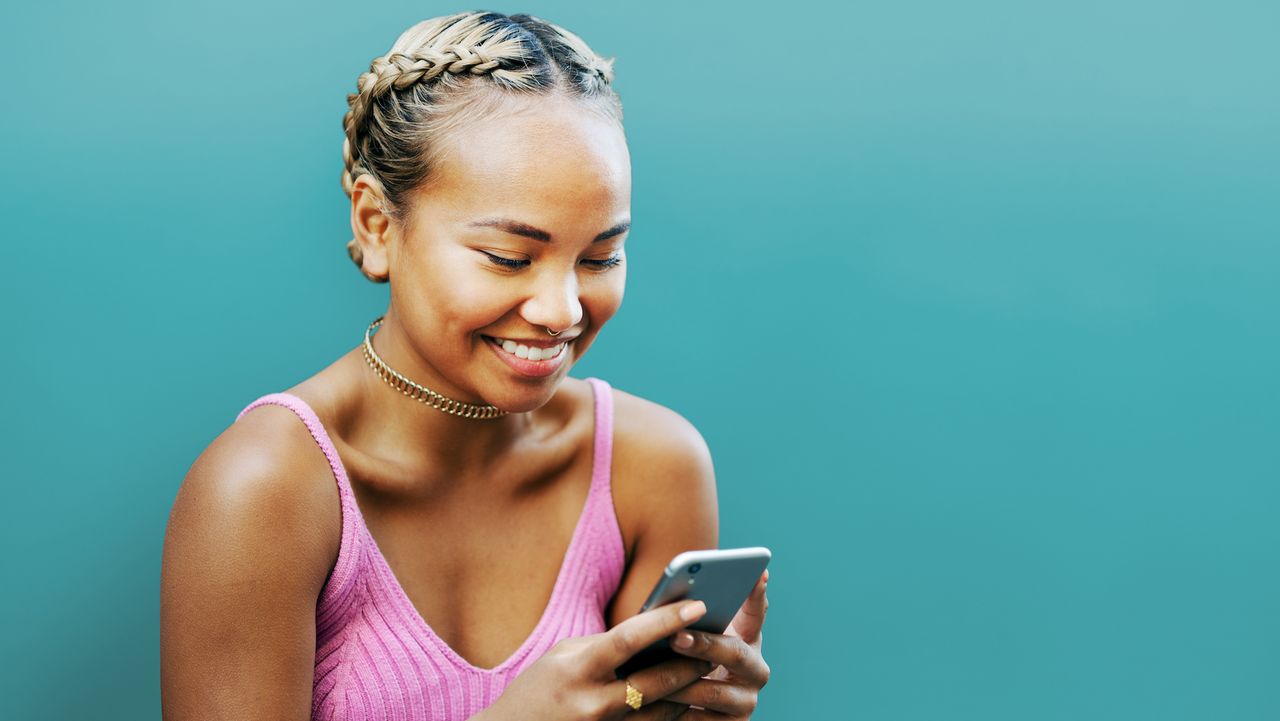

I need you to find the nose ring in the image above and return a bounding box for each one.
[545,327,561,336]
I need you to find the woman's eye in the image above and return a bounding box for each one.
[479,251,622,271]
[582,254,624,269]
[480,251,529,269]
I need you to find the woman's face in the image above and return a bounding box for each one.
[383,96,630,413]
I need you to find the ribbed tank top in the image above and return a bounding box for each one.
[234,376,627,721]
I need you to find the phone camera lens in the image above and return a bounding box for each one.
[688,563,702,574]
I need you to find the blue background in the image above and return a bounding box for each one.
[2,1,1277,718]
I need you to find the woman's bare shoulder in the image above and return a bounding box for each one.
[607,384,720,541]
[610,385,715,468]
[187,399,339,500]
[168,401,343,587]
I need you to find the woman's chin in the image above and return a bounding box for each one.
[475,379,560,414]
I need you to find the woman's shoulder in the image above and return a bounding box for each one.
[202,389,338,484]
[170,396,343,583]
[607,383,712,464]
[604,381,719,527]
[215,397,342,489]
[598,383,719,596]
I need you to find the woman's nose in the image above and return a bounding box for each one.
[523,269,583,332]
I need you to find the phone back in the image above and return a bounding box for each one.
[616,546,770,677]
[639,547,771,634]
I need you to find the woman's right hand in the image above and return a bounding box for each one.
[478,599,715,721]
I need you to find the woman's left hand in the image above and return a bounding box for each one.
[661,569,770,719]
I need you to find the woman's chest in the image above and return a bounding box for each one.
[345,428,634,669]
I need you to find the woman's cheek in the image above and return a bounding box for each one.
[426,252,509,312]
[590,270,626,322]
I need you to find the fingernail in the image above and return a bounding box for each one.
[673,631,694,649]
[680,600,706,621]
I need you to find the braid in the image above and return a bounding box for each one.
[341,22,538,201]
[339,11,622,283]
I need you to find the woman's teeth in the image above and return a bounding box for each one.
[491,337,567,361]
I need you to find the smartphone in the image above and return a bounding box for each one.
[614,546,771,678]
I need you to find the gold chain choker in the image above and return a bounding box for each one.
[362,316,509,419]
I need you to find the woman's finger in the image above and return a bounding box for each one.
[678,707,760,721]
[622,698,690,720]
[666,628,770,688]
[729,569,769,644]
[617,655,713,713]
[660,677,758,717]
[600,599,707,669]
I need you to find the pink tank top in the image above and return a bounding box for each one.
[234,377,626,721]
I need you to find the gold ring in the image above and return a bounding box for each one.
[624,680,643,710]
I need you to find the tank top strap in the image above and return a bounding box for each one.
[579,377,626,594]
[583,377,614,493]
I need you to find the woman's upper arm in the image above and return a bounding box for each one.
[161,407,340,721]
[606,391,720,628]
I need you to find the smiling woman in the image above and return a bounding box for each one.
[160,9,770,721]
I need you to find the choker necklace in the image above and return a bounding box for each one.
[362,316,509,419]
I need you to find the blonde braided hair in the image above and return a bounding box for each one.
[340,11,622,282]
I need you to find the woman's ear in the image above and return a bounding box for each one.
[349,175,393,282]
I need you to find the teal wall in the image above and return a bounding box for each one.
[2,1,1277,719]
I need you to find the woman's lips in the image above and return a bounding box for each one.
[483,335,570,378]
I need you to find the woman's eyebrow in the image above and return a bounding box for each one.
[468,218,631,243]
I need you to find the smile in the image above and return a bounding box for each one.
[486,336,567,361]
[483,335,572,378]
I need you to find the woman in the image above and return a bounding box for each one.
[161,10,770,721]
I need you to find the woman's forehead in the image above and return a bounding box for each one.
[422,99,630,222]
[437,100,627,187]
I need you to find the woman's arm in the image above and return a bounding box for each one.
[160,407,340,720]
[606,390,720,629]
[604,390,771,719]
